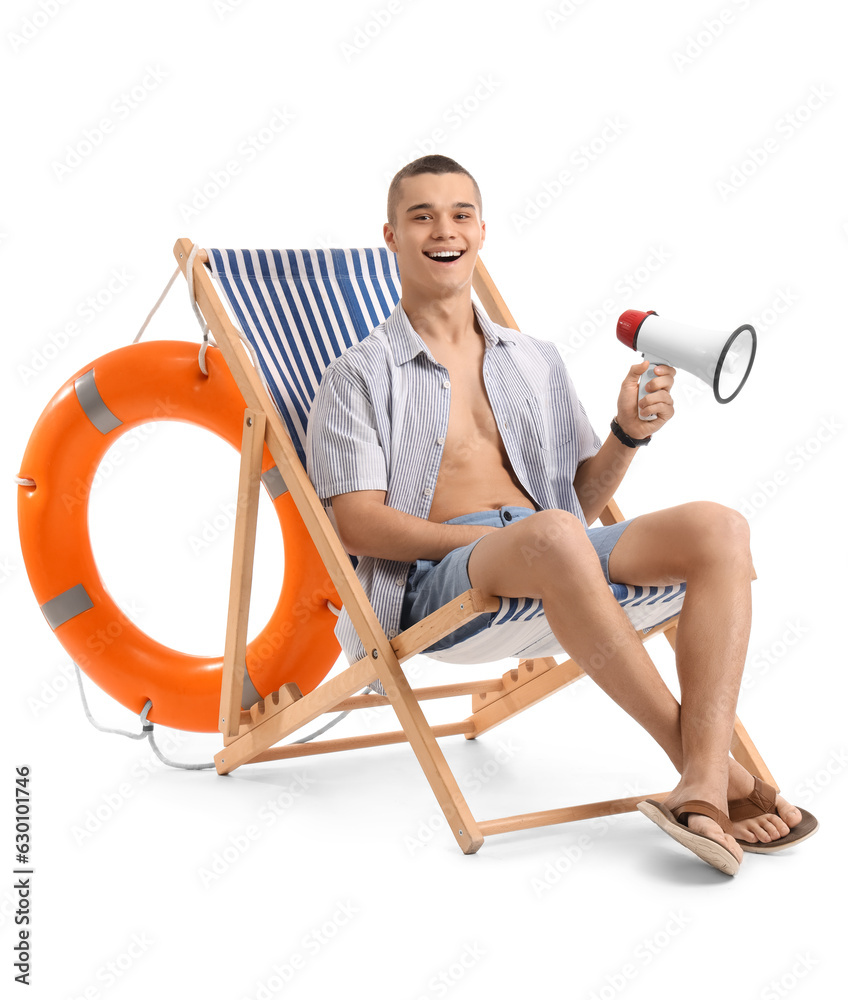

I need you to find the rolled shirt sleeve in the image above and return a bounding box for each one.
[306,363,388,507]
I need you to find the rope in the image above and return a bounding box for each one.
[73,661,150,740]
[290,687,374,744]
[133,266,180,343]
[73,658,373,762]
[183,248,260,377]
[73,662,214,769]
[234,324,262,373]
[132,245,210,376]
[186,243,211,375]
[291,710,353,744]
[146,731,216,770]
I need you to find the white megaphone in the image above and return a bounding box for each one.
[616,309,757,421]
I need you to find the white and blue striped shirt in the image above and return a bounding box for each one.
[306,300,601,662]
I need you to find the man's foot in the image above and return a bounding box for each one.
[726,760,810,848]
[658,778,744,870]
[726,763,819,852]
[638,789,741,875]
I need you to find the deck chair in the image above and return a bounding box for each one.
[173,237,775,854]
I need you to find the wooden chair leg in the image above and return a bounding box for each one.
[731,716,778,788]
[375,651,485,854]
[219,408,266,738]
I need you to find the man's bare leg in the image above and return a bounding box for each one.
[467,503,800,862]
[468,504,744,864]
[607,501,802,848]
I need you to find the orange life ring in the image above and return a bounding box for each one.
[17,340,341,733]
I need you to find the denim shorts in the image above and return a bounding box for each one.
[400,506,633,653]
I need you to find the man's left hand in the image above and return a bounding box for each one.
[617,360,676,438]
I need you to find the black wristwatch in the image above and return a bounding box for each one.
[610,417,651,448]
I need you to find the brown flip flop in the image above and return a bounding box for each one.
[637,798,740,876]
[728,776,819,854]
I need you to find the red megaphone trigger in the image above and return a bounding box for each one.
[616,309,657,350]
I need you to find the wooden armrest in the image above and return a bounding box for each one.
[391,589,499,663]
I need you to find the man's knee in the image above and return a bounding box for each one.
[684,501,751,567]
[519,509,593,568]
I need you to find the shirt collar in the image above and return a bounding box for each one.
[384,299,516,367]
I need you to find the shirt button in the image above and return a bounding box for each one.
[395,576,405,586]
[423,487,432,497]
[442,379,451,389]
[437,436,445,446]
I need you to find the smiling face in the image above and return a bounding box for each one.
[383,171,485,302]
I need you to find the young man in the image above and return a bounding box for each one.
[306,155,815,874]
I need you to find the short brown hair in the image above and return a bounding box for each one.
[387,155,482,226]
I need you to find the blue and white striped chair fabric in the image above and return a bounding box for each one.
[206,247,685,661]
[426,583,686,663]
[207,247,402,466]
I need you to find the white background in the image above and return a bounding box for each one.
[3,1,846,997]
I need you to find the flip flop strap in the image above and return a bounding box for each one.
[671,800,733,835]
[727,776,777,822]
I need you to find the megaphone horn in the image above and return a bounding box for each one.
[616,309,757,421]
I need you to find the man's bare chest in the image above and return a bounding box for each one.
[434,351,513,472]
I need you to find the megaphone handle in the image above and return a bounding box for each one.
[638,362,658,421]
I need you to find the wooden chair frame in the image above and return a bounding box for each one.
[173,237,775,854]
